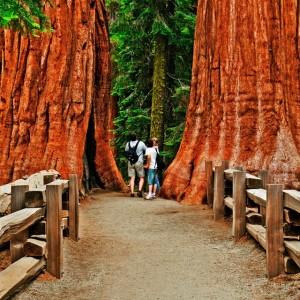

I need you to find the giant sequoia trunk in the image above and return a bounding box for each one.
[161,0,300,203]
[0,0,126,191]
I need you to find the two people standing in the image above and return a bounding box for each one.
[125,133,161,199]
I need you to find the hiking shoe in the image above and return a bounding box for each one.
[137,190,143,197]
[130,193,135,197]
[144,194,153,200]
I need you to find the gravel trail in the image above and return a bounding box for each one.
[11,191,300,300]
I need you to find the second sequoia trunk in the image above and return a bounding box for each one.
[161,0,300,203]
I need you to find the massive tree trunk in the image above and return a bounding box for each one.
[0,0,126,191]
[161,0,300,203]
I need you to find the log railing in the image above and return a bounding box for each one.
[0,173,79,299]
[205,160,300,279]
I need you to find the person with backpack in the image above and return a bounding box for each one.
[125,133,147,197]
[143,139,159,200]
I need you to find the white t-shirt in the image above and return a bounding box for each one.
[145,147,157,169]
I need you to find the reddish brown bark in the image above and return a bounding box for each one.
[0,0,126,191]
[161,0,300,204]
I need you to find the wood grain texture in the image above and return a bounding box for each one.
[266,184,284,278]
[233,171,246,242]
[0,257,45,299]
[46,182,63,278]
[0,208,45,245]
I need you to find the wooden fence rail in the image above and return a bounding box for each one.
[0,173,79,299]
[206,161,300,279]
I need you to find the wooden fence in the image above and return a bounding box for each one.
[0,173,79,299]
[205,160,300,279]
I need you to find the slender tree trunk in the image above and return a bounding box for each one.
[150,34,167,146]
[0,0,126,191]
[161,0,300,203]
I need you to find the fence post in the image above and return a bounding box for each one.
[43,174,56,185]
[46,181,63,278]
[69,174,79,241]
[233,171,246,242]
[222,160,229,170]
[258,170,269,226]
[266,184,284,279]
[205,161,214,207]
[213,166,224,220]
[258,170,269,188]
[10,184,29,263]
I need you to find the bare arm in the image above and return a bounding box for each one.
[144,155,151,169]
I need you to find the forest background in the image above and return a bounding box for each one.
[106,0,196,177]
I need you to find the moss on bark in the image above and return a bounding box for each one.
[150,34,167,146]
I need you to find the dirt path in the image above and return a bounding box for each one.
[11,191,300,299]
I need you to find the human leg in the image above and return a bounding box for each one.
[137,177,144,197]
[145,169,155,200]
[135,162,145,197]
[152,183,157,197]
[145,184,153,200]
[152,171,159,197]
[130,176,135,194]
[128,162,136,196]
[155,175,160,191]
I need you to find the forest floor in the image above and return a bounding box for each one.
[3,190,300,299]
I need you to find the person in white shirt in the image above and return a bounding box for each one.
[144,139,158,200]
[152,137,161,195]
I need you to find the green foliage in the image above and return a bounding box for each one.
[112,108,151,176]
[108,0,196,177]
[163,121,185,159]
[162,85,189,162]
[0,0,53,36]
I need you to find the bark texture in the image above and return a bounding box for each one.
[150,34,167,145]
[0,0,126,191]
[161,0,300,203]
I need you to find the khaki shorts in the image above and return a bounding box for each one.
[128,161,145,178]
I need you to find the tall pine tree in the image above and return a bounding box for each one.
[107,0,196,176]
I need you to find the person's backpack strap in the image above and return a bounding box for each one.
[129,141,139,149]
[134,141,140,151]
[154,148,158,168]
[155,148,165,170]
[133,141,140,162]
